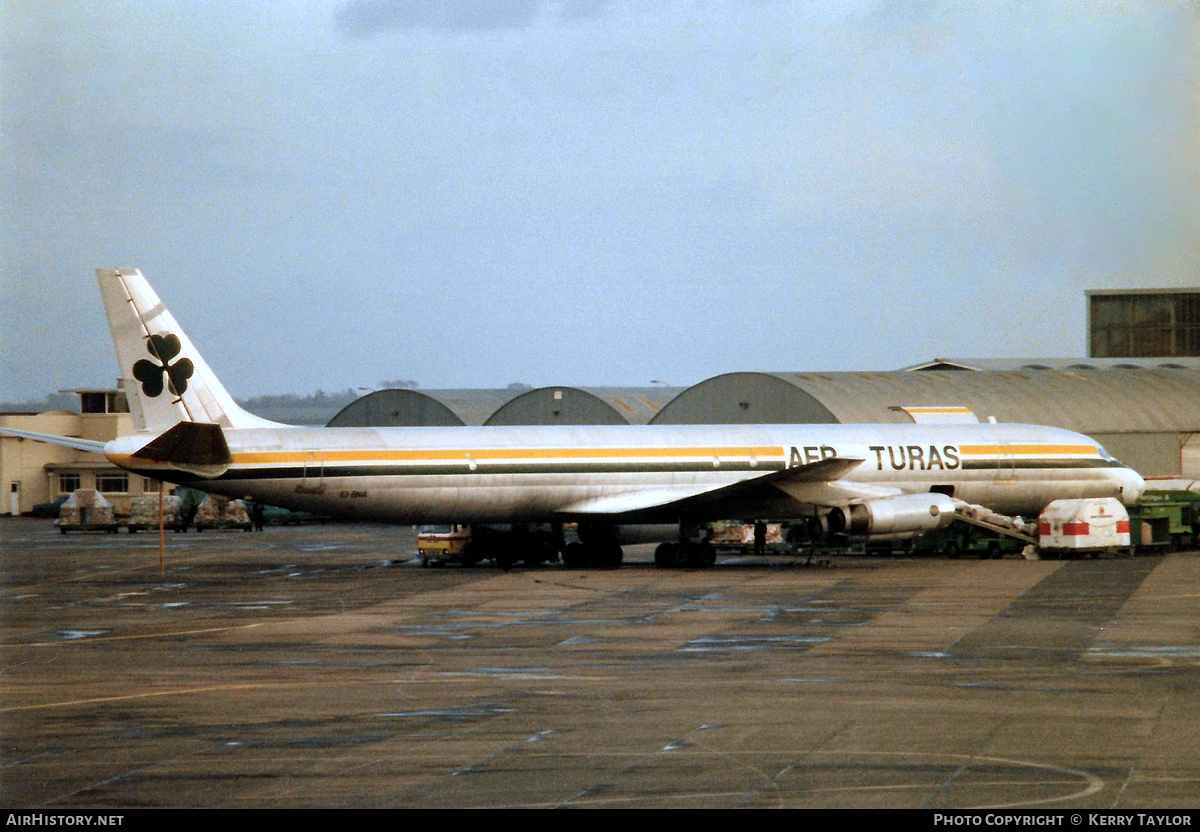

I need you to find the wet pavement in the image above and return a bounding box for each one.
[2,518,1197,809]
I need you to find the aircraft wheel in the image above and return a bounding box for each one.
[459,543,479,568]
[654,542,679,569]
[597,543,623,569]
[522,541,552,568]
[690,542,716,568]
[562,542,587,569]
[494,549,516,570]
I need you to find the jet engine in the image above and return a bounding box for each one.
[826,492,957,538]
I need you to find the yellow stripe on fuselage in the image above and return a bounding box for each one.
[958,444,1097,457]
[230,445,787,465]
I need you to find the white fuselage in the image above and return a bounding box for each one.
[105,421,1145,525]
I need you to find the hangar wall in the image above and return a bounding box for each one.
[486,387,681,426]
[327,389,466,427]
[650,373,839,424]
[1091,433,1189,481]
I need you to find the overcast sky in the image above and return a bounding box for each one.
[2,1,1197,401]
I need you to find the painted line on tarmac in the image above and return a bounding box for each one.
[0,682,295,713]
[7,621,270,647]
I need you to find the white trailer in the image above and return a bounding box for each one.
[1037,497,1131,558]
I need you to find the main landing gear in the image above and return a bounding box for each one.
[653,522,717,569]
[561,523,623,569]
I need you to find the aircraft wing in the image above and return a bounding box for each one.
[556,456,898,519]
[0,427,108,454]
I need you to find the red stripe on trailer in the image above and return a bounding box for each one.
[1117,520,1130,533]
[1062,522,1090,536]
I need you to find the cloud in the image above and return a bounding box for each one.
[335,0,543,37]
[334,0,615,37]
[557,0,612,24]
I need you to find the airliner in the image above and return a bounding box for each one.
[2,269,1145,567]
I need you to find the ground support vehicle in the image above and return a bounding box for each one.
[416,524,472,566]
[1037,497,1131,559]
[1126,490,1200,553]
[920,526,1029,559]
[419,524,565,568]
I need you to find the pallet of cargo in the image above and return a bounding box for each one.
[55,490,119,534]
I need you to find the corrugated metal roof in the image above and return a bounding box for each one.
[584,387,682,424]
[651,372,839,425]
[329,386,684,427]
[901,357,1200,371]
[772,369,1200,432]
[327,388,514,427]
[485,387,682,425]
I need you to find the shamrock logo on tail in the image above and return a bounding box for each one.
[133,334,194,397]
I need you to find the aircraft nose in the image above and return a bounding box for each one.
[1118,467,1145,505]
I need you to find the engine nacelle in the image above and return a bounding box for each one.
[827,493,957,538]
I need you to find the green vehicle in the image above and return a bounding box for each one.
[1127,491,1200,553]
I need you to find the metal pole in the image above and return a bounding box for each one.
[158,482,165,576]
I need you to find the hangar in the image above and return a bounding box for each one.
[649,364,1200,481]
[326,386,682,427]
[484,387,680,426]
[327,388,471,427]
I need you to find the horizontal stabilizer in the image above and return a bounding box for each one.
[131,421,231,478]
[0,427,107,454]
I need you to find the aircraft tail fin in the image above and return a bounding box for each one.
[97,268,282,432]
